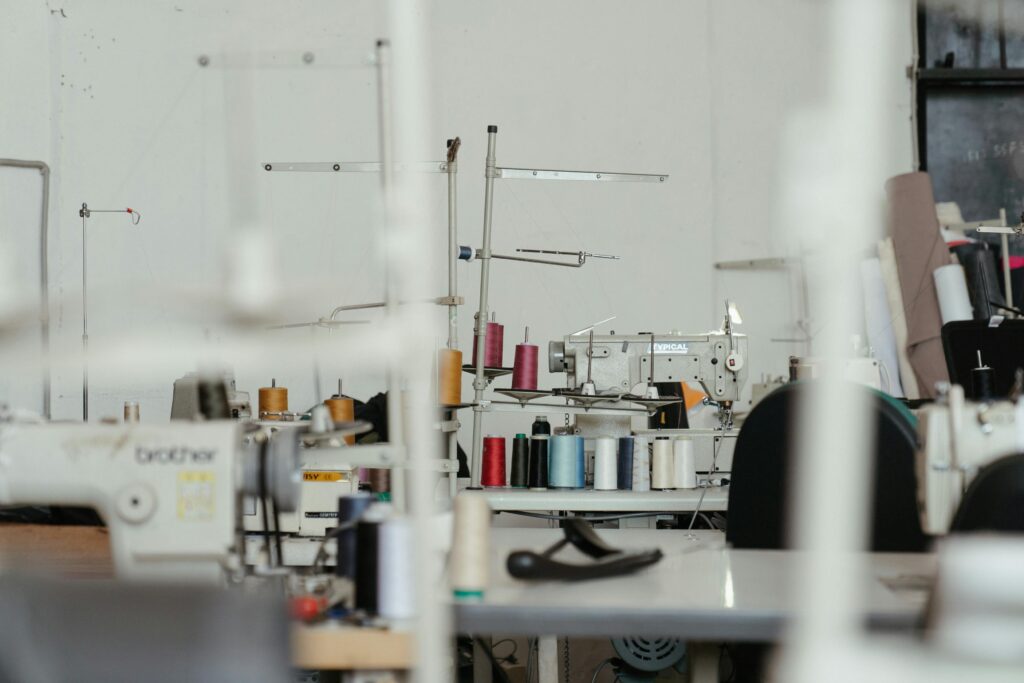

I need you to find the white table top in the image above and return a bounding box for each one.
[479,487,729,512]
[453,528,935,641]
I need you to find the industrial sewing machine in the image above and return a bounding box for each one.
[915,383,1020,535]
[0,419,300,583]
[547,309,748,475]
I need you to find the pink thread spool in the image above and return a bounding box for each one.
[512,326,539,390]
[472,314,504,367]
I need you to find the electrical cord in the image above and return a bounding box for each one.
[590,656,615,683]
[491,638,518,664]
[473,637,514,683]
[688,435,723,531]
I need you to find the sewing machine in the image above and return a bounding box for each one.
[0,420,300,583]
[915,383,1018,534]
[547,314,747,474]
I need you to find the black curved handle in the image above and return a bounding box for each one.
[507,548,663,581]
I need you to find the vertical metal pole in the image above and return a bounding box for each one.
[376,38,405,511]
[81,208,89,421]
[469,125,498,489]
[447,140,460,497]
[1001,208,1013,310]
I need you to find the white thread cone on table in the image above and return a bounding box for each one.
[651,438,673,489]
[378,517,415,619]
[593,436,618,490]
[450,492,491,598]
[632,436,651,491]
[673,437,697,489]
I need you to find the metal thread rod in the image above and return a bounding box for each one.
[376,38,405,511]
[469,125,499,488]
[447,138,460,350]
[82,208,88,421]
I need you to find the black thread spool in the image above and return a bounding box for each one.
[972,350,995,401]
[528,435,549,489]
[510,434,529,488]
[617,436,635,490]
[354,517,381,613]
[335,493,373,580]
[532,415,551,436]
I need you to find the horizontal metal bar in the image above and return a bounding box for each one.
[262,161,448,173]
[714,257,799,270]
[917,68,1024,85]
[495,167,667,183]
[478,487,729,512]
[975,226,1020,235]
[489,252,582,268]
[476,400,651,417]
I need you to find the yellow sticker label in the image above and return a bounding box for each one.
[177,471,215,521]
[302,470,348,483]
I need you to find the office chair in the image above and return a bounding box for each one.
[725,382,930,682]
[950,453,1024,533]
[726,381,930,552]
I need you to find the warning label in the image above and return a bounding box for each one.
[302,471,348,483]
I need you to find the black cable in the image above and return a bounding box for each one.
[257,441,275,565]
[268,495,284,567]
[473,637,514,683]
[989,300,1024,317]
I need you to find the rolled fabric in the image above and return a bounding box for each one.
[886,172,951,398]
[632,436,651,491]
[933,264,973,324]
[951,242,1005,320]
[878,238,920,398]
[860,257,905,397]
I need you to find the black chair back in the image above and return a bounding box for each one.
[951,453,1024,533]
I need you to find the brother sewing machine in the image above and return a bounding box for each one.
[0,418,300,583]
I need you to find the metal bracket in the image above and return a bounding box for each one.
[262,161,448,173]
[495,167,667,183]
[436,295,464,306]
[714,257,799,270]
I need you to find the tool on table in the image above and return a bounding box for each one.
[506,518,662,581]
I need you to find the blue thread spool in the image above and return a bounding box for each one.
[617,436,634,490]
[548,435,581,489]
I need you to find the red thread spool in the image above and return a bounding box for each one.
[481,435,507,487]
[512,343,539,390]
[472,321,504,367]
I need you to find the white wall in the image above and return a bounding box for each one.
[0,1,915,434]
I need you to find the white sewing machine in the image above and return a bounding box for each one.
[0,420,300,583]
[547,311,747,474]
[916,384,1019,534]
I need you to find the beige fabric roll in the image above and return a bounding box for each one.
[886,172,951,398]
[878,238,919,399]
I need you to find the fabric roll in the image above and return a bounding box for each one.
[878,238,919,398]
[933,264,973,324]
[886,172,951,398]
[860,257,905,397]
[951,242,1005,320]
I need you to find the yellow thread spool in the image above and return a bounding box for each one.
[438,348,463,406]
[258,386,288,420]
[325,397,356,445]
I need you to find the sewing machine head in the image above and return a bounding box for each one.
[0,421,300,583]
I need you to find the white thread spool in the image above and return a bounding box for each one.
[673,437,697,489]
[632,436,651,491]
[450,493,491,598]
[651,438,673,490]
[593,436,618,490]
[377,517,415,620]
[933,264,973,324]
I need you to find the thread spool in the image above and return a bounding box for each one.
[472,318,504,367]
[512,327,539,390]
[509,434,529,488]
[549,435,580,489]
[632,436,651,491]
[575,435,586,488]
[532,416,551,436]
[258,380,288,420]
[123,401,140,423]
[617,436,635,490]
[972,350,995,401]
[368,469,391,499]
[325,395,356,445]
[354,506,387,614]
[335,493,373,579]
[673,437,697,489]
[378,517,415,620]
[451,493,492,598]
[651,437,673,490]
[481,435,507,487]
[593,436,618,490]
[528,435,549,489]
[438,348,463,406]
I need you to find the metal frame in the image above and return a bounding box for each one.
[467,126,668,488]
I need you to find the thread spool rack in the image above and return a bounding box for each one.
[465,124,674,492]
